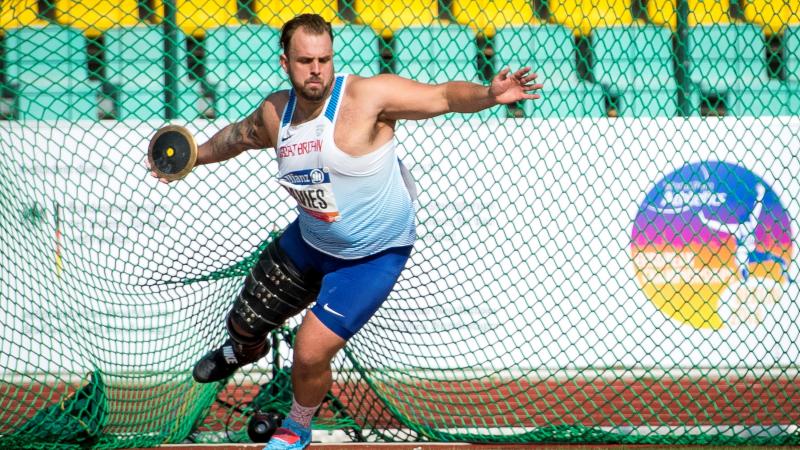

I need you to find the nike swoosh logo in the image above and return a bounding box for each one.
[281,129,296,142]
[323,303,344,318]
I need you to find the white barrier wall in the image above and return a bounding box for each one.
[0,117,798,375]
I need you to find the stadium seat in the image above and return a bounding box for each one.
[593,25,677,116]
[789,85,800,114]
[779,19,799,115]
[253,0,343,28]
[689,23,790,115]
[450,0,542,37]
[494,24,604,117]
[549,0,636,36]
[394,25,479,83]
[4,26,99,119]
[791,0,800,25]
[0,0,49,31]
[105,25,202,120]
[787,25,800,84]
[742,0,793,34]
[150,0,243,38]
[728,84,792,116]
[353,0,439,38]
[648,0,732,29]
[689,23,765,90]
[205,25,287,120]
[54,0,140,38]
[333,25,382,76]
[394,24,503,117]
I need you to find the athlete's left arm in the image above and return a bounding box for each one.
[357,68,542,121]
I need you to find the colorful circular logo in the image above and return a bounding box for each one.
[631,161,792,329]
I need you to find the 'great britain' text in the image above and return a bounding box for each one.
[278,139,322,158]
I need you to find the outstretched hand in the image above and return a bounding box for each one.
[489,67,543,104]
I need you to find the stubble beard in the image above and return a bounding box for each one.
[297,80,329,102]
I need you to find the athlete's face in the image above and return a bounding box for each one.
[280,28,334,102]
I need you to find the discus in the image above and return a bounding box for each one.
[148,125,197,181]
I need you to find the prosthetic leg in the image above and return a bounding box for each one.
[193,237,321,383]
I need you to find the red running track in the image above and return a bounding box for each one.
[2,376,798,435]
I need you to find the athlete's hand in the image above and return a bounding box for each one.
[489,67,543,104]
[144,156,172,184]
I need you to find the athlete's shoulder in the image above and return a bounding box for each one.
[262,90,292,117]
[347,73,396,88]
[345,74,402,100]
[254,89,291,129]
[243,90,291,150]
[348,73,426,94]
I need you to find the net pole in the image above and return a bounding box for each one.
[163,0,179,119]
[675,0,691,116]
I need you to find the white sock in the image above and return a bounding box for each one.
[288,396,319,429]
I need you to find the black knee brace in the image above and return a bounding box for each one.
[227,237,321,345]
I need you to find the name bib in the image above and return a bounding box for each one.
[278,168,341,223]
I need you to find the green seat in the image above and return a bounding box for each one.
[5,26,99,120]
[789,85,800,112]
[689,23,765,91]
[394,24,502,118]
[688,23,788,115]
[205,25,288,120]
[105,25,202,120]
[786,25,799,85]
[495,24,604,117]
[334,24,382,76]
[393,24,481,83]
[729,84,792,116]
[523,84,604,117]
[788,25,800,114]
[593,25,677,117]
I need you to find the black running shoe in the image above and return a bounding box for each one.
[192,338,268,383]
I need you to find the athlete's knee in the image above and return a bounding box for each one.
[227,237,321,343]
[292,349,334,375]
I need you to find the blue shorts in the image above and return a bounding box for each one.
[278,220,413,340]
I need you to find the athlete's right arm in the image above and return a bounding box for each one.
[148,92,285,183]
[195,97,280,166]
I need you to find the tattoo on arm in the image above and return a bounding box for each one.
[247,108,266,144]
[208,109,267,161]
[226,121,246,148]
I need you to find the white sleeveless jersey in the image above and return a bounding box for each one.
[276,74,417,259]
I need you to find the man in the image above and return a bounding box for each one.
[151,13,541,450]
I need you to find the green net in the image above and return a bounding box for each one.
[1,0,799,448]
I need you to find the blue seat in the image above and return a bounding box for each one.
[394,24,504,118]
[688,23,789,116]
[4,26,99,120]
[494,24,604,117]
[205,25,288,120]
[105,25,202,120]
[593,25,678,117]
[334,25,382,76]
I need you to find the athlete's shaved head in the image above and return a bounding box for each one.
[280,14,333,55]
